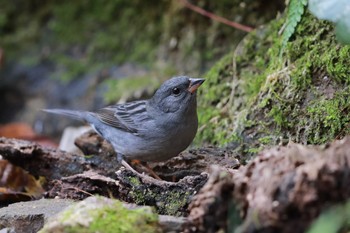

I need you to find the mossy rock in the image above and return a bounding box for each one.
[39,196,160,233]
[197,11,350,157]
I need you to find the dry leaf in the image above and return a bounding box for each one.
[0,159,44,203]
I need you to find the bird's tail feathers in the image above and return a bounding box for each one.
[42,109,86,122]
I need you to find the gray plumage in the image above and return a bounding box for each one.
[44,76,205,162]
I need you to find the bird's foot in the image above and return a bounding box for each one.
[131,159,162,180]
[121,160,172,185]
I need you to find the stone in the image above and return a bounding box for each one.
[39,196,160,233]
[0,198,75,233]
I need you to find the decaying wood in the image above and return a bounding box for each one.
[234,137,350,232]
[180,137,350,233]
[185,165,235,233]
[235,137,350,232]
[46,169,208,216]
[0,137,88,180]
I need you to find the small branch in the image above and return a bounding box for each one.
[179,0,254,33]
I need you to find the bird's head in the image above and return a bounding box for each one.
[150,76,205,115]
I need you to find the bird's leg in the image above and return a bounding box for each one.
[131,160,162,180]
[121,159,140,175]
[116,152,142,174]
[120,159,172,184]
[117,153,168,183]
[139,161,162,180]
[117,152,140,174]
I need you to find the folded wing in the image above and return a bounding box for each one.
[93,100,151,135]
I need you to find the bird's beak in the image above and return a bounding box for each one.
[188,78,205,94]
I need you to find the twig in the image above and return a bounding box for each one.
[179,0,254,32]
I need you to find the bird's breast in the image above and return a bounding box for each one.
[121,112,198,162]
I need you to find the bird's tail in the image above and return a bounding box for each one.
[42,109,87,122]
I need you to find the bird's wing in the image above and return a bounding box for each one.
[93,100,151,134]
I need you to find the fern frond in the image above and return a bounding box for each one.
[280,0,308,57]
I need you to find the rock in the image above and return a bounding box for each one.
[158,215,187,232]
[58,126,91,154]
[0,228,15,233]
[39,196,161,233]
[0,198,75,233]
[0,197,188,233]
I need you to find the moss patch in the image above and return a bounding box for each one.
[196,11,350,156]
[39,196,160,233]
[196,53,234,145]
[128,176,192,217]
[88,204,158,233]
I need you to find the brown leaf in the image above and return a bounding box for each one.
[0,159,44,203]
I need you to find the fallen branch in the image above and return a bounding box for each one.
[179,0,254,32]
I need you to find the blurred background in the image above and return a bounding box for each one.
[0,0,284,145]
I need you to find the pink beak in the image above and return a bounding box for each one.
[187,78,205,94]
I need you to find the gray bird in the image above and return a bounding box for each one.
[44,76,205,163]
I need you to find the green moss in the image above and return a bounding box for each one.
[258,136,273,145]
[88,203,159,233]
[196,18,284,146]
[264,13,350,145]
[129,186,189,217]
[306,92,350,144]
[129,184,148,204]
[245,147,262,154]
[197,7,350,156]
[202,11,350,150]
[268,106,288,128]
[127,175,191,216]
[39,197,159,233]
[196,53,234,145]
[165,191,190,216]
[129,176,141,186]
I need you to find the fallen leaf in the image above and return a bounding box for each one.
[0,159,44,203]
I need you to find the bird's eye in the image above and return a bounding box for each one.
[172,87,181,95]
